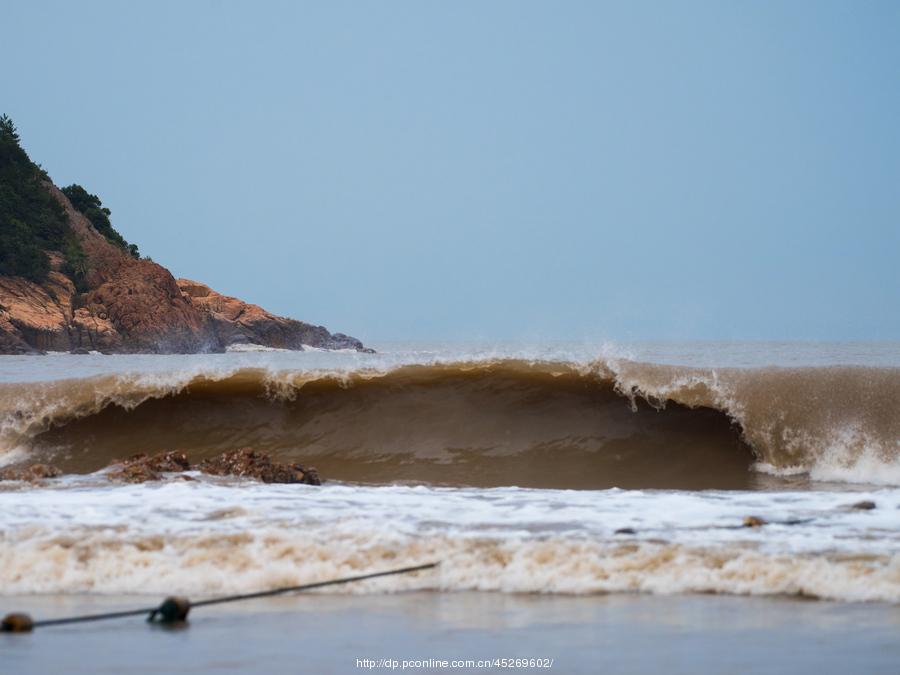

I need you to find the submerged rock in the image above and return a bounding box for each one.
[848,500,877,510]
[742,516,766,528]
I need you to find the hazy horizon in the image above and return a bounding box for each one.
[5,0,899,341]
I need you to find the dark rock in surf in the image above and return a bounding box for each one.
[614,527,637,535]
[100,448,321,485]
[300,466,321,485]
[0,463,63,482]
[849,500,876,511]
[742,516,766,528]
[2,449,322,486]
[106,451,191,483]
[107,462,160,483]
[198,447,321,485]
[146,450,191,472]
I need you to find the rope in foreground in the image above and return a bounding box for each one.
[1,562,439,633]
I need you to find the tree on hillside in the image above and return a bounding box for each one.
[62,183,139,258]
[0,115,19,143]
[0,113,82,283]
[0,115,137,286]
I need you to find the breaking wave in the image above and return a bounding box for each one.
[1,358,898,488]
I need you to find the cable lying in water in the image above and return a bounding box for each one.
[0,562,439,633]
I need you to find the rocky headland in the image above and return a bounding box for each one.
[0,116,369,354]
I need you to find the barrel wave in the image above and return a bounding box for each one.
[2,358,898,488]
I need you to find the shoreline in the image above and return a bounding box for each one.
[4,592,899,674]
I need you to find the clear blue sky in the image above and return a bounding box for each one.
[4,1,899,341]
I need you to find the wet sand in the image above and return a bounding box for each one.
[3,592,899,674]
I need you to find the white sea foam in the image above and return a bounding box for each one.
[0,480,897,601]
[226,343,291,353]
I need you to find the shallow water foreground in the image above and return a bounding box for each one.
[3,592,899,674]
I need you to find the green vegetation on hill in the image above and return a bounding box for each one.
[0,114,79,283]
[0,114,137,287]
[62,184,139,258]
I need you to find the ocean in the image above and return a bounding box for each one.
[1,341,899,672]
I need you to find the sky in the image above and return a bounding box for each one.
[3,0,899,341]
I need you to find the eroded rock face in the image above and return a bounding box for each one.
[176,279,369,352]
[0,183,369,354]
[0,270,75,353]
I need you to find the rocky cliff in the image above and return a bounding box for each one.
[0,183,368,355]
